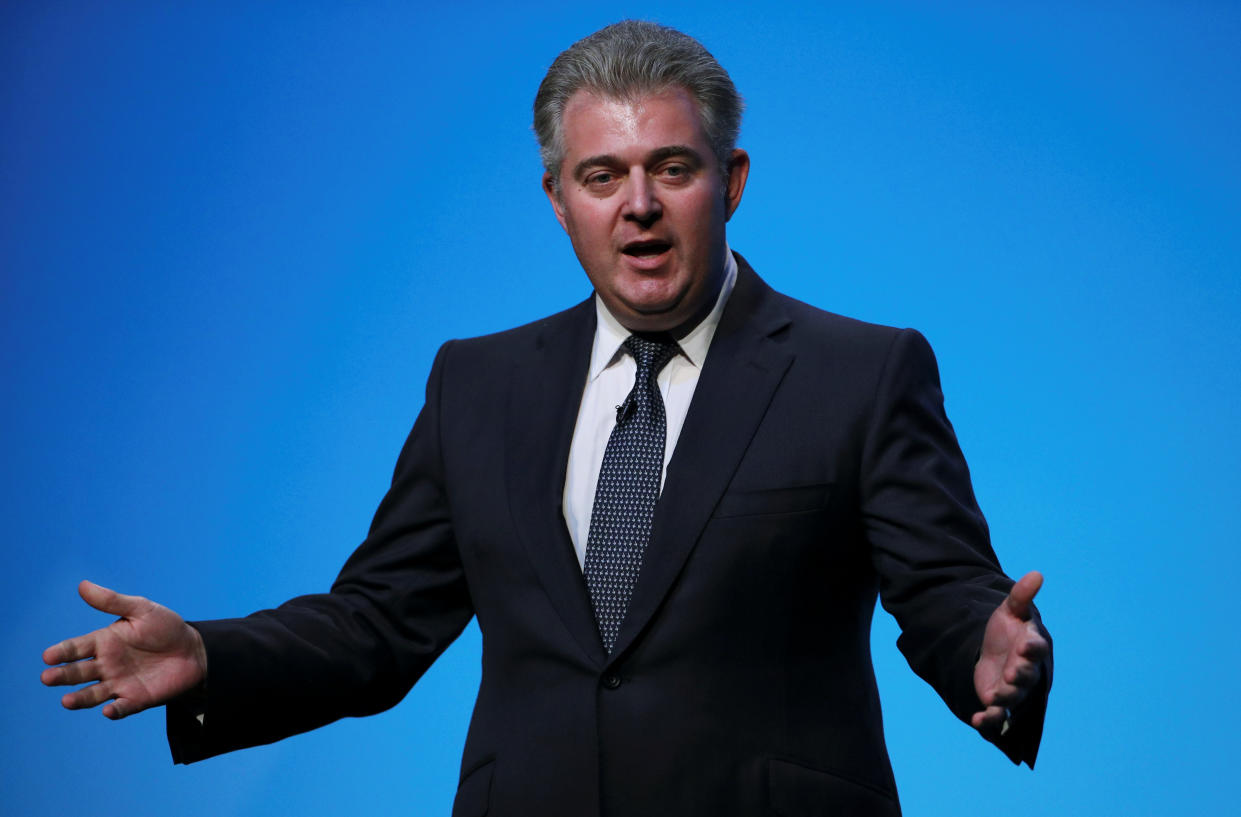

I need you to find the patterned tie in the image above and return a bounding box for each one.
[583,334,679,654]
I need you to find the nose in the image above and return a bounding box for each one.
[622,171,662,226]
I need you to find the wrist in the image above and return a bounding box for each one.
[186,623,209,688]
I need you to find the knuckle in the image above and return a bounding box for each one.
[89,681,111,704]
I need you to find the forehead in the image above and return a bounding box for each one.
[559,87,709,160]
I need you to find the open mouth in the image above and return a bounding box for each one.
[622,240,672,258]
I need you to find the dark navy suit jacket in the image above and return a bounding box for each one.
[169,257,1050,816]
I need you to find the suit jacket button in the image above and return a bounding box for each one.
[602,674,622,690]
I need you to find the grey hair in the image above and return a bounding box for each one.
[534,20,744,188]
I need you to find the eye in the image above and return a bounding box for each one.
[658,163,691,182]
[584,170,619,190]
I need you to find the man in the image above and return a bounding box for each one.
[43,21,1050,816]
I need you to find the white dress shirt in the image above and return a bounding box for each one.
[562,249,738,568]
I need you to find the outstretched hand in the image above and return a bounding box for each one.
[971,571,1049,737]
[41,580,207,720]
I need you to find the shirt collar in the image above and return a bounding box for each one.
[588,245,738,382]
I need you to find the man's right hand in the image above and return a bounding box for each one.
[41,580,208,720]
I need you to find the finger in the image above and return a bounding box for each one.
[986,679,1033,709]
[973,704,1004,726]
[977,678,1013,707]
[1003,658,1041,688]
[978,664,1028,706]
[43,632,97,666]
[1004,571,1044,620]
[971,704,1007,733]
[1002,650,1042,685]
[78,580,145,618]
[1017,625,1050,660]
[41,658,102,687]
[1008,633,1048,675]
[61,680,114,710]
[103,698,133,720]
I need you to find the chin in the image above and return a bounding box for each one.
[623,281,689,311]
[621,298,683,324]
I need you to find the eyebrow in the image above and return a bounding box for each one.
[571,144,705,181]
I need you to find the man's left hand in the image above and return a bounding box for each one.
[971,570,1049,737]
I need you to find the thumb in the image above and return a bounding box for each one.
[1004,571,1043,620]
[78,580,143,618]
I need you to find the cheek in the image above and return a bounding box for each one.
[565,209,613,252]
[674,193,722,235]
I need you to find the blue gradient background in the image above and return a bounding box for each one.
[5,2,1238,815]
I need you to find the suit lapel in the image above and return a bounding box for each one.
[609,258,794,661]
[504,298,609,666]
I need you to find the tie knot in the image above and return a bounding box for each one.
[623,335,679,378]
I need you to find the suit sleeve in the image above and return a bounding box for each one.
[167,341,475,763]
[859,329,1051,767]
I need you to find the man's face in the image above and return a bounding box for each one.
[543,87,749,334]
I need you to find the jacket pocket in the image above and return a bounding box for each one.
[713,483,832,518]
[768,757,899,817]
[451,757,494,817]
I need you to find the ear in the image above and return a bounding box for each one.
[543,171,569,233]
[723,149,750,222]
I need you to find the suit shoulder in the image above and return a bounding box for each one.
[771,289,922,353]
[760,289,944,393]
[435,298,593,364]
